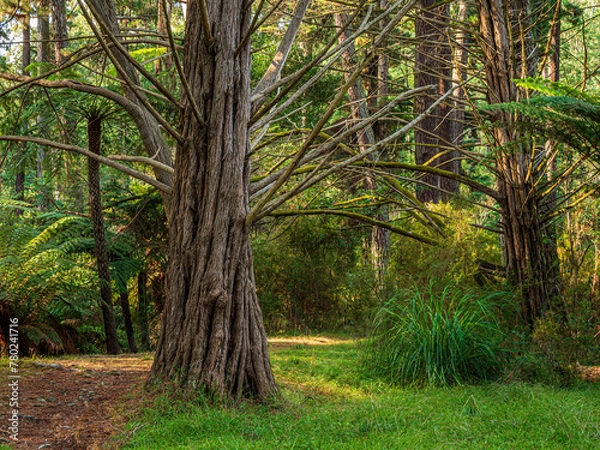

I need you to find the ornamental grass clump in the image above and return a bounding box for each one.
[365,283,506,386]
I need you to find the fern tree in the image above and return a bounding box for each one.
[0,208,99,354]
[494,79,600,157]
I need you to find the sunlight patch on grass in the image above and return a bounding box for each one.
[119,339,600,450]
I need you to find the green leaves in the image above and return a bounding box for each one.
[484,77,600,157]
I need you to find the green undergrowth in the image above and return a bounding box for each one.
[118,339,600,449]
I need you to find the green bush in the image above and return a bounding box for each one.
[364,282,507,386]
[253,215,379,333]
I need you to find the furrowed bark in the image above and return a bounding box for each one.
[149,0,276,401]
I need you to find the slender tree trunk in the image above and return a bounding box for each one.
[414,0,457,203]
[334,11,390,279]
[450,0,468,150]
[542,1,563,313]
[52,0,68,65]
[156,0,173,74]
[119,289,138,353]
[137,270,151,351]
[88,116,121,355]
[15,14,31,215]
[37,5,51,210]
[149,0,276,401]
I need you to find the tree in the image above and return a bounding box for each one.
[87,112,121,355]
[0,0,463,400]
[413,0,459,203]
[52,0,68,65]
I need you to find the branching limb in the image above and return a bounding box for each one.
[249,86,457,224]
[269,209,439,246]
[251,0,312,114]
[0,135,172,193]
[108,155,175,174]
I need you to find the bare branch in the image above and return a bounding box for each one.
[108,155,175,174]
[269,209,439,245]
[195,0,214,45]
[252,0,312,113]
[0,135,172,193]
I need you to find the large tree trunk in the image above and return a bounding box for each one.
[479,0,561,326]
[414,0,458,203]
[149,0,277,401]
[88,116,121,355]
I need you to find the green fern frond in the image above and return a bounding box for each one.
[515,77,596,103]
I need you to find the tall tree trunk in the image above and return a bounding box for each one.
[414,0,458,203]
[450,0,468,150]
[37,5,51,210]
[149,0,276,401]
[88,116,121,355]
[52,0,68,65]
[155,0,173,74]
[15,14,31,215]
[478,0,560,326]
[119,289,138,353]
[542,0,563,313]
[137,270,151,351]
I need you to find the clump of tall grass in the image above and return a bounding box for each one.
[364,283,507,386]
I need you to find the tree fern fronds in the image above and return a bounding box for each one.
[515,78,597,104]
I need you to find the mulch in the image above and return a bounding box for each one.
[0,355,152,450]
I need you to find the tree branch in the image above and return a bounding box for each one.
[269,209,439,245]
[0,135,172,193]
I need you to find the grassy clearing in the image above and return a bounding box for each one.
[118,338,600,449]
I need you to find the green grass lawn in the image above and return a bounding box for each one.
[118,337,600,449]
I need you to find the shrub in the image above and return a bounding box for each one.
[364,282,507,386]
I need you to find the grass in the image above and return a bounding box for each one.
[365,284,506,386]
[118,337,600,449]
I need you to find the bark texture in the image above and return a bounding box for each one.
[149,0,277,400]
[414,0,458,203]
[88,117,121,355]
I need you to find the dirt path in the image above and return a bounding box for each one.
[0,355,153,449]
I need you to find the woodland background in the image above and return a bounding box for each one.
[0,0,600,389]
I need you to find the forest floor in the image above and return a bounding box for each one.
[0,337,344,449]
[0,336,599,449]
[0,353,154,449]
